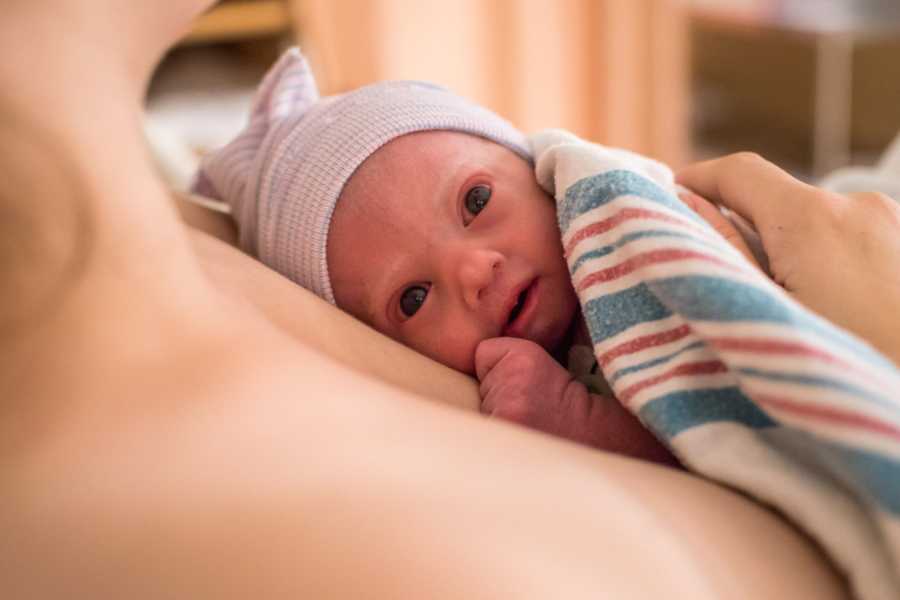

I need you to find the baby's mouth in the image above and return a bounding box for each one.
[502,278,538,338]
[507,289,528,324]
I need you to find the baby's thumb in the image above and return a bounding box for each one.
[474,338,513,381]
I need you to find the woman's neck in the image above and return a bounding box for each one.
[0,1,220,350]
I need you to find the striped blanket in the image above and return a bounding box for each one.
[531,129,900,600]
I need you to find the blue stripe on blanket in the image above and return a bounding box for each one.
[649,276,898,372]
[819,442,900,515]
[638,386,776,438]
[738,367,892,406]
[582,283,672,342]
[608,340,707,384]
[585,276,863,355]
[558,170,705,233]
[584,274,893,374]
[570,229,722,273]
[761,429,900,515]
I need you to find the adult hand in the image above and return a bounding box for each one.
[676,152,900,366]
[476,338,678,465]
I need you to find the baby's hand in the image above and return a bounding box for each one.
[475,337,679,465]
[475,338,583,438]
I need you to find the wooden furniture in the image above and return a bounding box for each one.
[184,0,292,44]
[693,0,900,176]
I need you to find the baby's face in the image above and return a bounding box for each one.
[328,131,578,374]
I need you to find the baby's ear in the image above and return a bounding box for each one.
[250,47,321,124]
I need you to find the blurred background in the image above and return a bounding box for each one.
[146,0,900,189]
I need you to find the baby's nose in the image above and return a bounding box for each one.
[456,248,504,309]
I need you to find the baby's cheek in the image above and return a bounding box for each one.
[410,327,481,375]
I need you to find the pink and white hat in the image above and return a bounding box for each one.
[193,47,530,305]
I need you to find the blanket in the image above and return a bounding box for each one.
[531,129,900,600]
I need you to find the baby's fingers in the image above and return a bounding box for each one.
[474,338,515,382]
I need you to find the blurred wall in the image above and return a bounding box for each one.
[854,38,900,151]
[290,0,689,166]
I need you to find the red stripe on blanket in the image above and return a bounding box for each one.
[620,360,728,405]
[564,207,703,256]
[709,337,850,368]
[576,248,740,292]
[756,394,900,443]
[599,324,693,368]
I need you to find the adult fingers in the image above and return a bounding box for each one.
[676,152,825,229]
[677,188,760,269]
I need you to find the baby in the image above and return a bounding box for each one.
[195,48,676,465]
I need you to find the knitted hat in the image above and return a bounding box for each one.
[193,47,531,305]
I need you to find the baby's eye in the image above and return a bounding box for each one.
[464,184,491,218]
[400,285,428,317]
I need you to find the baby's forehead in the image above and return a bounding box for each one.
[339,131,505,208]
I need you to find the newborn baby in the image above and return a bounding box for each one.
[195,48,676,465]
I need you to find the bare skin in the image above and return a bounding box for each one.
[0,2,853,598]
